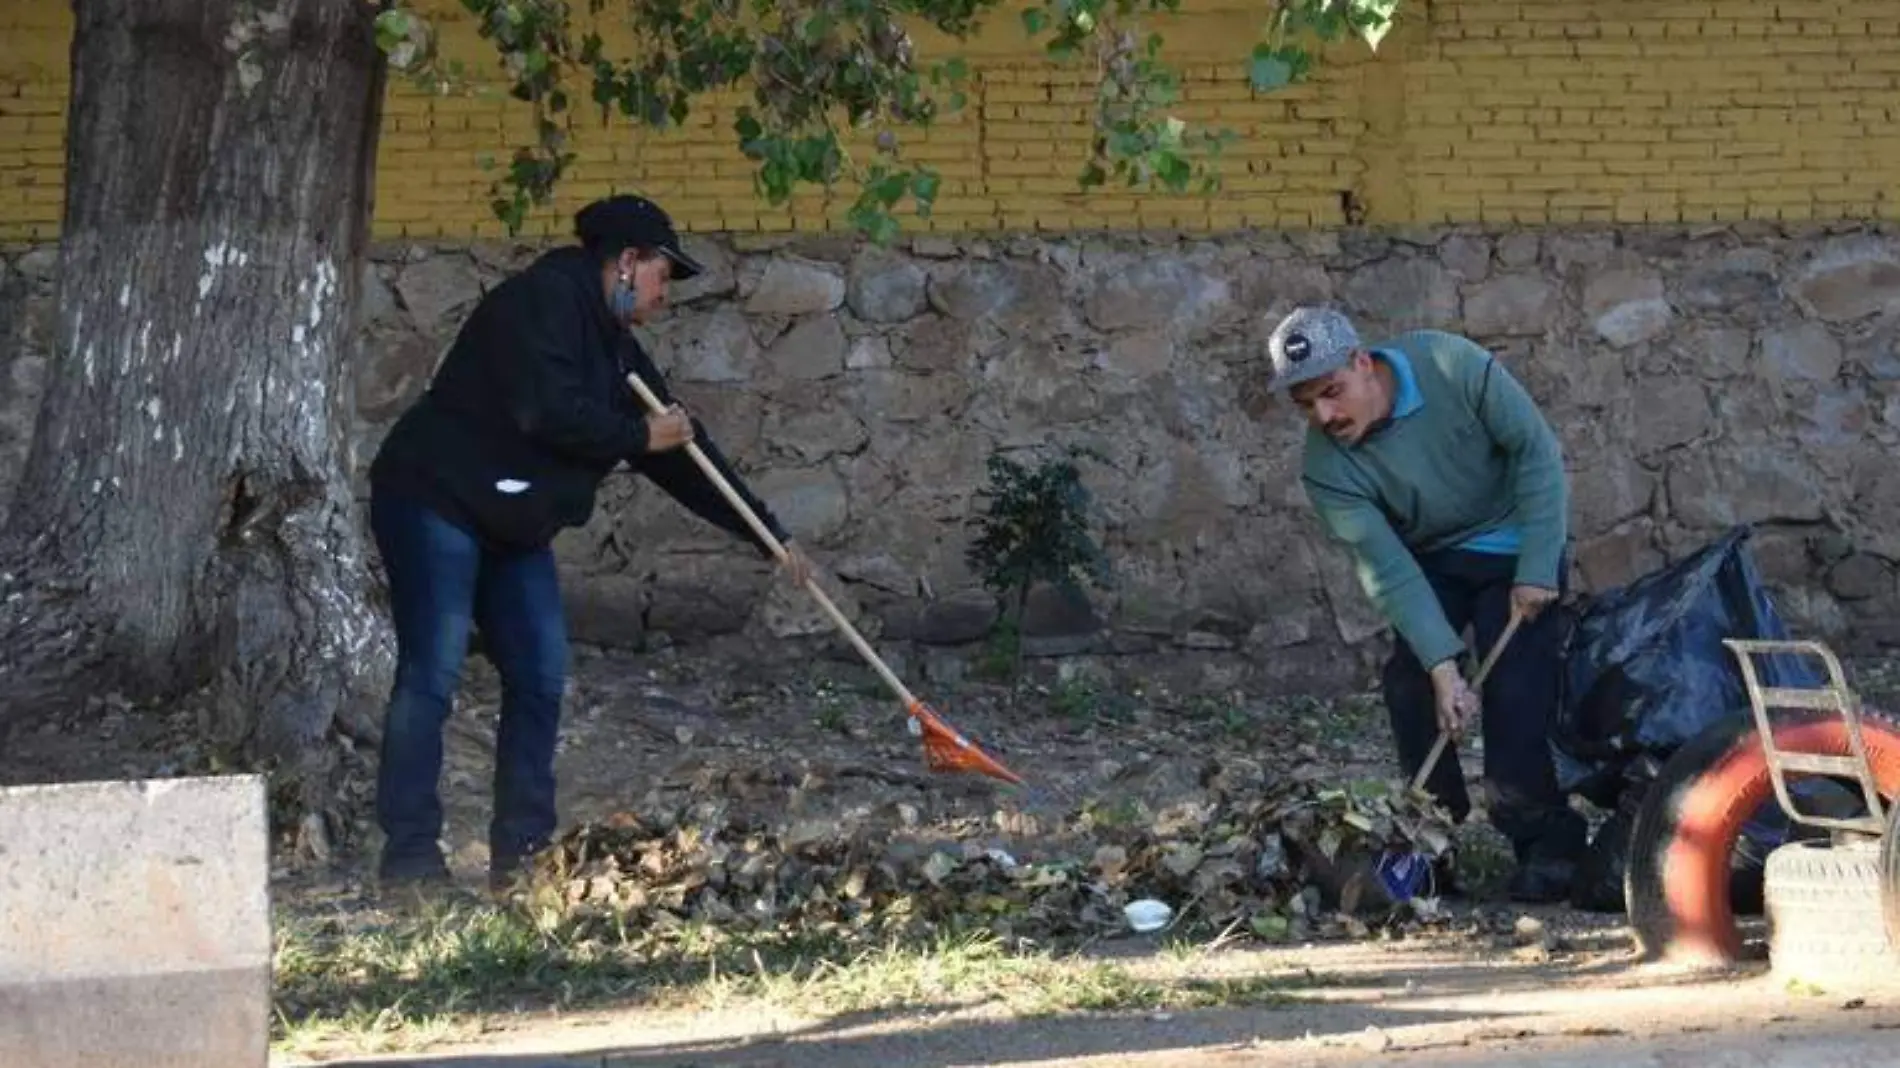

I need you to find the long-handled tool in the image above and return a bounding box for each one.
[624,371,1024,786]
[1373,609,1526,905]
[1411,608,1526,793]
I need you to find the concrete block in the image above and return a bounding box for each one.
[0,775,272,1068]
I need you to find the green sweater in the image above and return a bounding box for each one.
[1300,330,1568,669]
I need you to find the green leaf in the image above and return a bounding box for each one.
[1353,0,1402,49]
[373,11,408,52]
[872,172,909,206]
[1021,6,1049,34]
[758,157,793,202]
[1106,128,1146,157]
[910,169,941,205]
[1155,152,1191,190]
[848,202,902,246]
[1249,50,1294,91]
[801,12,837,41]
[1250,912,1291,940]
[793,136,840,182]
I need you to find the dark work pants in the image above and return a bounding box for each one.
[1381,548,1586,866]
[369,486,570,878]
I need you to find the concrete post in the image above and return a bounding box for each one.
[0,775,272,1068]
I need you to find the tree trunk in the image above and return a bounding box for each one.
[1,0,393,833]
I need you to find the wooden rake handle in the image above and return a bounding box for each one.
[624,372,920,710]
[1410,609,1526,793]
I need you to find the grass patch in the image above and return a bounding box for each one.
[273,1002,462,1060]
[1181,692,1256,737]
[1282,691,1385,749]
[694,933,1312,1018]
[1041,675,1138,728]
[273,897,1325,1055]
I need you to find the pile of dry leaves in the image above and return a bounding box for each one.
[517,757,1459,948]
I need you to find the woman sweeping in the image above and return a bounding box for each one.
[367,194,813,893]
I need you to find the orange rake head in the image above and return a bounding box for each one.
[907,699,1025,785]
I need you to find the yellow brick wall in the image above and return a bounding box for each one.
[1409,0,1900,225]
[6,0,1900,242]
[0,0,71,240]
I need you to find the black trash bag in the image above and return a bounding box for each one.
[1552,524,1822,804]
[1554,524,1857,913]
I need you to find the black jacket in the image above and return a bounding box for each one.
[370,245,787,554]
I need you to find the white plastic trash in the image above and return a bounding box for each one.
[1124,898,1173,932]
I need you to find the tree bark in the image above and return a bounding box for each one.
[1,0,393,830]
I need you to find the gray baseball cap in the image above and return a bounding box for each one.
[1267,306,1362,393]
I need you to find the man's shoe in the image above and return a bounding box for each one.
[379,850,453,893]
[378,868,462,914]
[488,850,546,896]
[1507,856,1576,905]
[487,832,557,895]
[488,862,519,895]
[380,851,450,881]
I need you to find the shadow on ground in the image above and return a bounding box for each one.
[299,998,1499,1067]
[294,945,1813,1068]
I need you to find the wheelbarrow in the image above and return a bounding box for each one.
[1623,636,1900,972]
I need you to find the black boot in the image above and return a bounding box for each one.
[377,849,457,910]
[379,849,452,888]
[1507,853,1577,904]
[487,841,550,895]
[1495,793,1587,906]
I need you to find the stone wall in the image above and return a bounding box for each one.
[6,222,1900,692]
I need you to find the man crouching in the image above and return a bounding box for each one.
[1267,305,1586,904]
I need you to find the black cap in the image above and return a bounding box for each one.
[574,194,703,281]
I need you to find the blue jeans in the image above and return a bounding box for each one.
[370,487,569,878]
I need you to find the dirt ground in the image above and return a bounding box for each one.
[11,637,1900,1067]
[280,922,1900,1068]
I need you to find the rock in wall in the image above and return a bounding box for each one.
[6,221,1900,690]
